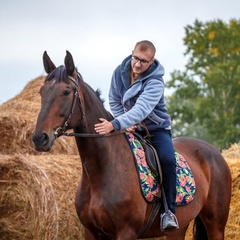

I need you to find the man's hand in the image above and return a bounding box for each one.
[94,118,114,135]
[126,125,137,132]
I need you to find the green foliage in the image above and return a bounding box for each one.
[167,19,240,149]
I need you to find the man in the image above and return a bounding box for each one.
[94,40,179,231]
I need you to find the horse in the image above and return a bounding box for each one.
[32,51,232,240]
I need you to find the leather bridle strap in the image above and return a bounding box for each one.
[54,74,85,138]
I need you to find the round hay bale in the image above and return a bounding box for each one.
[0,154,83,239]
[149,144,240,240]
[222,143,240,163]
[181,147,240,240]
[0,76,78,155]
[223,146,240,240]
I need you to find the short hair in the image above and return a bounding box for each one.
[134,40,156,56]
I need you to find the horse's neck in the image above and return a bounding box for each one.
[76,137,111,183]
[80,84,113,130]
[75,135,131,180]
[75,110,112,135]
[75,82,117,177]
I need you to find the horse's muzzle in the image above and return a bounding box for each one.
[32,131,54,152]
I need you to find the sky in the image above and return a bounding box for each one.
[0,0,239,110]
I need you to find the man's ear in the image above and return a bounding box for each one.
[150,58,155,64]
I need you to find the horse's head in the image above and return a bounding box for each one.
[32,51,85,151]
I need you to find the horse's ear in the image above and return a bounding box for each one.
[43,51,56,74]
[65,50,75,76]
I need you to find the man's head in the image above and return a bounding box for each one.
[131,40,156,77]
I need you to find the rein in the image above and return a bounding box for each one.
[61,130,125,138]
[54,74,125,139]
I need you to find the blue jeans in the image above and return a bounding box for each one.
[149,129,176,214]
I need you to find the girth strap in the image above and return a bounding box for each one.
[137,201,161,237]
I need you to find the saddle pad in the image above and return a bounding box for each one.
[125,132,196,205]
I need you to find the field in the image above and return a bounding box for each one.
[0,76,239,239]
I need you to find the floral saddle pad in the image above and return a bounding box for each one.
[125,132,196,205]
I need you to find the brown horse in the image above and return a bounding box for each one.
[32,51,232,240]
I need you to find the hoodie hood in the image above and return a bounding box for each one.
[120,55,165,89]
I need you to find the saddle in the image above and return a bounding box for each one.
[127,130,196,206]
[132,131,162,183]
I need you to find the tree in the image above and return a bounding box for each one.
[166,19,240,149]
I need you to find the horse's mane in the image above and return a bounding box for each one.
[95,88,105,105]
[44,65,105,106]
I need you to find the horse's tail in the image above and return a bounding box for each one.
[193,216,208,240]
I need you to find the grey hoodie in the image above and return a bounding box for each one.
[109,55,171,131]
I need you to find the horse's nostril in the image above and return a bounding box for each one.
[32,132,49,147]
[41,133,49,146]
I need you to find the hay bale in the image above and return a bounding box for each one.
[0,76,78,155]
[0,154,83,240]
[183,147,240,240]
[222,143,240,163]
[185,146,240,240]
[149,144,240,240]
[222,146,240,240]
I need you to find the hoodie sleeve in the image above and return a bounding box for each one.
[112,78,164,130]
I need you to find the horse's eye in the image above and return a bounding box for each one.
[64,89,71,96]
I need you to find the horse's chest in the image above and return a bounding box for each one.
[80,197,116,230]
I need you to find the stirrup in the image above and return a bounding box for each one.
[160,211,179,231]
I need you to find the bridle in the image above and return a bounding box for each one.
[54,74,124,139]
[53,74,84,138]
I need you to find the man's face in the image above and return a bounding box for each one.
[131,46,155,76]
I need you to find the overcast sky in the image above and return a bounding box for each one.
[0,0,239,109]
